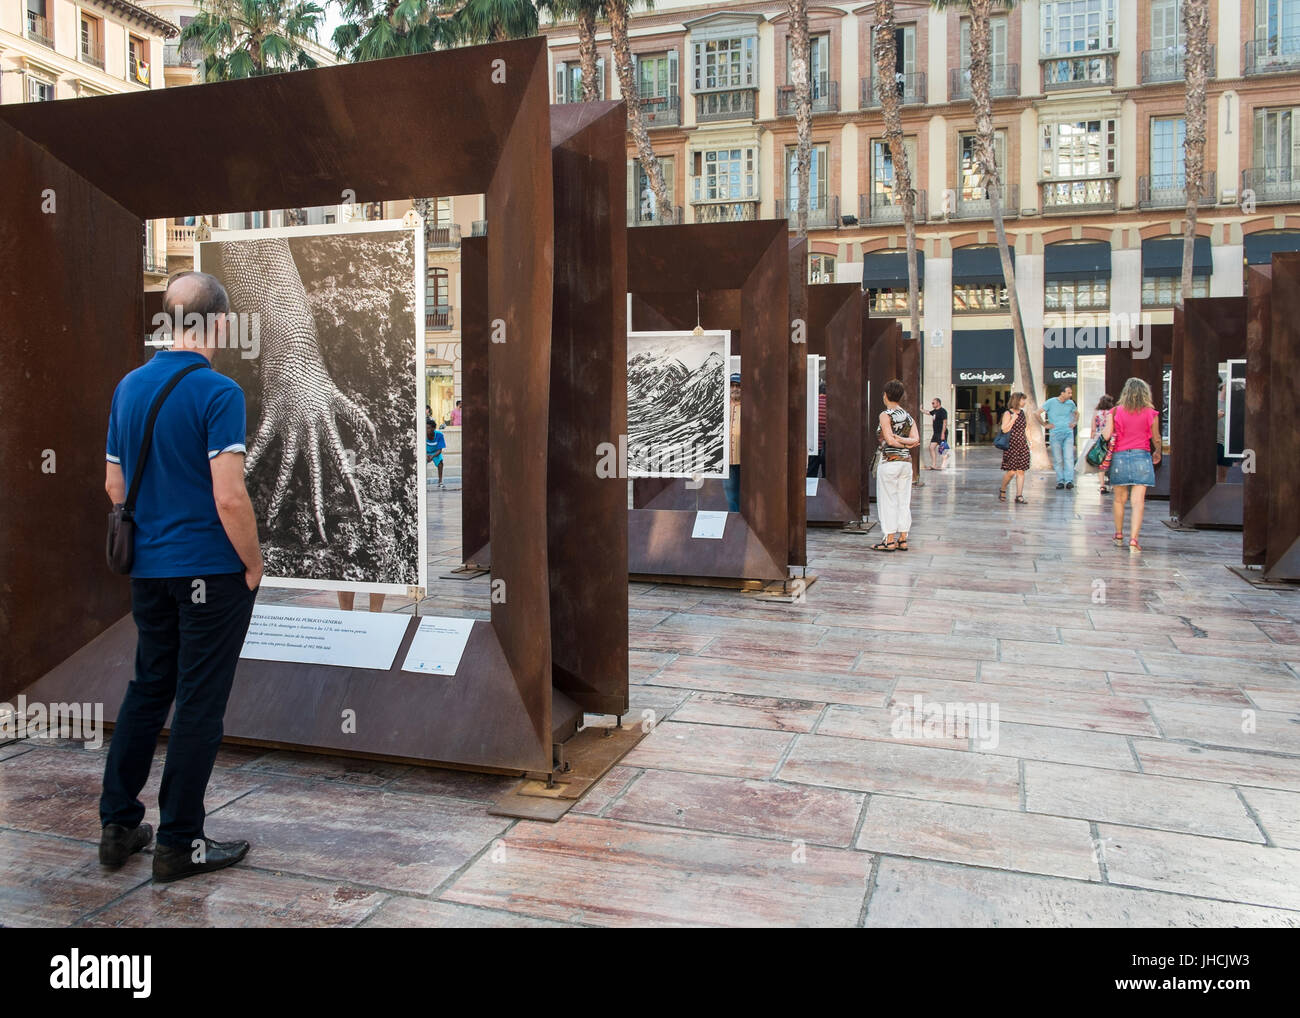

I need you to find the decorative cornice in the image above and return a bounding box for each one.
[88,0,180,39]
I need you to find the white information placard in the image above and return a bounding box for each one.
[239,606,410,670]
[692,510,728,540]
[401,616,476,676]
[806,477,820,497]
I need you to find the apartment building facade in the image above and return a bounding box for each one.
[543,0,1300,436]
[2,0,177,284]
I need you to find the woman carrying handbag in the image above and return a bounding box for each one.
[997,393,1030,503]
[1077,394,1115,494]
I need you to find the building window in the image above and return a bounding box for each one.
[634,156,676,223]
[27,75,55,102]
[958,131,1007,199]
[692,35,757,91]
[129,35,150,85]
[1045,278,1110,310]
[80,13,104,68]
[1256,0,1300,44]
[555,58,605,102]
[637,51,678,98]
[871,137,918,205]
[809,254,836,284]
[426,267,450,315]
[787,33,830,96]
[1041,119,1118,178]
[870,287,922,314]
[1254,106,1300,179]
[1142,274,1210,307]
[25,0,52,46]
[434,198,453,227]
[1041,0,1117,55]
[953,283,1009,313]
[786,144,829,209]
[693,147,757,201]
[1150,116,1187,186]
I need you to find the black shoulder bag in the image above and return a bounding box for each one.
[106,362,207,574]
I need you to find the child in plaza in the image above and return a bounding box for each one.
[427,419,446,487]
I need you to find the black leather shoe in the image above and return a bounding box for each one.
[99,823,153,867]
[1066,482,1074,489]
[152,837,250,883]
[1056,482,1065,489]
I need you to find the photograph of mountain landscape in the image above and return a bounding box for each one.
[627,331,730,478]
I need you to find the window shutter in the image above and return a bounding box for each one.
[597,57,606,99]
[668,49,679,97]
[556,62,565,102]
[1291,108,1300,174]
[903,27,916,76]
[627,160,636,223]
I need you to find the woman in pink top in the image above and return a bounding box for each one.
[1101,378,1162,552]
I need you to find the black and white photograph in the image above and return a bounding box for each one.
[627,330,730,478]
[196,221,427,593]
[808,354,824,456]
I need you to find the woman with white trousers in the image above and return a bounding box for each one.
[874,378,920,552]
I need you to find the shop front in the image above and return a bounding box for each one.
[952,329,1014,444]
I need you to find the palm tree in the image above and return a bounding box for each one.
[873,2,921,361]
[456,0,540,42]
[787,0,812,238]
[331,0,459,63]
[1179,0,1211,306]
[935,0,1045,467]
[607,1,670,221]
[546,1,604,100]
[180,0,324,80]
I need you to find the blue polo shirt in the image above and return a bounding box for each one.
[1044,397,1077,431]
[106,349,247,578]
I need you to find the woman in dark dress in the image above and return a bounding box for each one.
[999,391,1030,503]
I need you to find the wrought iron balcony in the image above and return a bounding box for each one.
[25,12,53,49]
[629,205,682,227]
[1040,176,1118,213]
[143,250,167,274]
[636,94,680,128]
[858,190,928,225]
[949,64,1019,101]
[774,196,840,230]
[80,45,106,71]
[1141,45,1215,83]
[948,183,1019,220]
[691,200,759,223]
[164,41,201,68]
[1041,52,1116,90]
[776,80,840,116]
[426,308,454,331]
[1138,171,1217,209]
[861,71,927,108]
[427,224,461,249]
[694,88,755,123]
[1244,35,1300,74]
[1242,167,1300,204]
[471,220,487,237]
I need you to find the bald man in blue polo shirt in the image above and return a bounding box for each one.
[99,271,264,883]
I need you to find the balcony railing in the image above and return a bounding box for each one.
[164,41,201,67]
[25,12,54,49]
[858,190,928,225]
[426,308,454,331]
[1041,52,1116,90]
[691,200,760,224]
[1040,177,1118,213]
[774,195,840,230]
[949,183,1019,220]
[636,93,680,128]
[428,224,461,249]
[949,64,1019,101]
[629,205,683,227]
[471,220,487,237]
[143,251,166,274]
[80,45,105,71]
[1242,166,1300,204]
[861,71,927,108]
[776,80,840,116]
[694,88,755,123]
[1138,171,1217,209]
[1141,45,1215,83]
[167,224,197,246]
[1244,35,1300,75]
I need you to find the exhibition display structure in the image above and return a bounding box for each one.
[1106,324,1174,501]
[0,39,603,777]
[805,284,866,526]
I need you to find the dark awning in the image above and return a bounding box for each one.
[1142,236,1211,277]
[1042,329,1108,384]
[863,250,924,289]
[1244,230,1300,265]
[952,329,1013,385]
[1044,241,1111,280]
[952,245,1011,285]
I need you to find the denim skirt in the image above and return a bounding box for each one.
[1109,448,1155,487]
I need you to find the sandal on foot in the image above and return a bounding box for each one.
[1015,495,1028,503]
[1129,539,1142,553]
[998,488,1007,502]
[897,539,909,551]
[872,540,898,553]
[1113,532,1124,544]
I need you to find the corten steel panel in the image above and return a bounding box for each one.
[806,284,864,525]
[788,239,808,566]
[0,121,141,701]
[900,334,922,476]
[1265,253,1300,580]
[9,39,561,773]
[1244,266,1273,565]
[865,317,903,505]
[1106,323,1173,499]
[0,39,550,219]
[460,235,490,565]
[626,220,793,580]
[1172,297,1246,529]
[547,102,629,716]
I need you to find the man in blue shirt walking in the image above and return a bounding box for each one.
[1042,385,1080,489]
[100,271,264,882]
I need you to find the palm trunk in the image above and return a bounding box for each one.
[1180,0,1210,306]
[610,2,670,221]
[788,0,812,238]
[577,8,599,102]
[969,0,1045,468]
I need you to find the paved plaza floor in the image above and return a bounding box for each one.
[3,448,1300,927]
